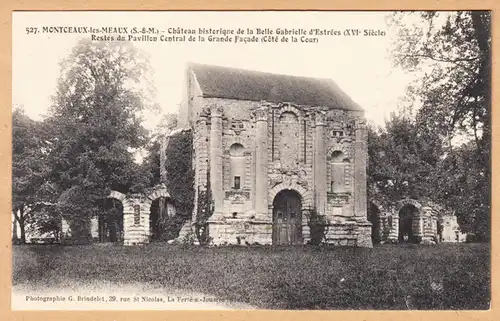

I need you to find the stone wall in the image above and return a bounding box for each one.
[190,94,372,247]
[441,215,467,242]
[107,190,149,246]
[106,186,177,246]
[368,199,466,244]
[208,220,273,245]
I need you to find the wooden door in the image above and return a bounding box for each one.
[273,190,302,245]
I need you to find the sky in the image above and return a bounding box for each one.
[12,11,419,131]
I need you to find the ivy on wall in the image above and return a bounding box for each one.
[161,129,195,240]
[195,169,214,245]
[142,129,195,241]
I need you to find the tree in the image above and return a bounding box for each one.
[386,11,491,240]
[44,39,154,242]
[12,107,52,243]
[367,113,444,208]
[434,142,489,239]
[142,114,179,184]
[24,203,62,243]
[388,11,490,148]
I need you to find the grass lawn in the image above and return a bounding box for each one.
[12,243,490,310]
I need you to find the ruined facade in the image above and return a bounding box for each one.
[367,198,467,245]
[55,184,177,245]
[178,63,372,247]
[20,63,466,247]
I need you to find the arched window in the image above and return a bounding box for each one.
[329,150,349,193]
[229,143,245,189]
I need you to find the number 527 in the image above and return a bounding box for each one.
[26,27,38,34]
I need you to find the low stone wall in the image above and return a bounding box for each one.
[208,219,273,245]
[323,222,373,247]
[207,219,369,247]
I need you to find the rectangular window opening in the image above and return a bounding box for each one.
[234,176,241,189]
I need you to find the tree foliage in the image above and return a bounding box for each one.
[12,108,52,242]
[141,127,195,240]
[388,11,490,156]
[39,39,154,241]
[368,113,444,206]
[374,11,491,240]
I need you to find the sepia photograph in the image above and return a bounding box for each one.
[11,10,490,310]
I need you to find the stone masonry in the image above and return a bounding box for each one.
[106,185,174,245]
[368,198,466,244]
[179,63,373,247]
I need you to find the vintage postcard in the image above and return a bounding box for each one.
[10,10,491,312]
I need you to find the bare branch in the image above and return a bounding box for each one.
[395,53,479,74]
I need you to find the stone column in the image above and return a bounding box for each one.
[160,135,167,183]
[313,111,327,215]
[192,115,209,223]
[254,106,269,216]
[389,213,399,242]
[421,206,433,241]
[209,104,224,218]
[354,119,368,218]
[123,197,150,246]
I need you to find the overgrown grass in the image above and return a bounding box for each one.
[12,243,490,310]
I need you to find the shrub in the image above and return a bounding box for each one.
[306,209,328,245]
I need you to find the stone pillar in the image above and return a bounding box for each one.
[421,206,433,241]
[254,106,269,216]
[354,119,368,218]
[209,104,224,218]
[160,135,168,182]
[123,197,149,246]
[192,115,209,223]
[412,210,423,241]
[90,217,99,239]
[389,213,399,242]
[313,111,327,215]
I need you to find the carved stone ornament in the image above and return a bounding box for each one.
[354,118,367,131]
[234,221,250,233]
[225,190,250,200]
[327,109,349,120]
[327,120,356,138]
[229,194,245,204]
[327,193,350,207]
[209,104,223,117]
[231,120,246,135]
[314,111,327,126]
[254,106,269,122]
[133,204,141,225]
[269,167,308,189]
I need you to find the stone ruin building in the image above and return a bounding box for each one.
[367,198,466,245]
[56,184,177,245]
[27,63,464,246]
[177,63,372,247]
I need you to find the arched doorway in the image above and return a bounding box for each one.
[149,197,176,241]
[100,198,124,243]
[367,202,381,245]
[272,189,302,245]
[398,204,419,243]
